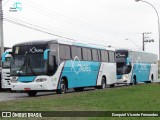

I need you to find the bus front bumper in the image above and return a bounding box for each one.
[11,82,56,91]
[116,79,128,84]
[116,74,130,84]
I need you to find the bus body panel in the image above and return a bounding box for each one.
[97,62,116,85]
[132,63,151,82]
[59,60,100,88]
[11,62,65,91]
[150,64,158,81]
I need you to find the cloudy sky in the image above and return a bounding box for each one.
[2,0,160,57]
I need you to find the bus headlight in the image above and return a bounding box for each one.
[35,78,47,82]
[122,75,129,80]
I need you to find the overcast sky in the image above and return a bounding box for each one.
[2,0,160,56]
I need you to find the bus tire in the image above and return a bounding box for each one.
[98,77,106,89]
[27,91,37,97]
[151,74,154,83]
[147,74,154,83]
[74,87,84,92]
[56,79,67,94]
[132,76,137,85]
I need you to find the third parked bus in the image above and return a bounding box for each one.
[1,49,12,90]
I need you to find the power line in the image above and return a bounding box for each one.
[3,18,77,41]
[4,18,110,48]
[20,0,141,35]
[4,14,111,45]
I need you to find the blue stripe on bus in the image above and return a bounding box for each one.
[58,60,101,89]
[132,63,151,82]
[18,76,36,82]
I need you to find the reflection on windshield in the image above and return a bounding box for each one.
[117,62,132,75]
[27,54,47,74]
[2,57,11,68]
[11,54,47,76]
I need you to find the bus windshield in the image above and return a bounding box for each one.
[116,50,131,75]
[2,57,11,68]
[11,54,47,76]
[11,45,48,76]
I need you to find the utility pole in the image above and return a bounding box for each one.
[0,0,4,67]
[142,33,145,51]
[142,32,154,51]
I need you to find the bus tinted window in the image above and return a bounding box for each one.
[60,45,65,59]
[71,46,82,60]
[92,49,98,61]
[77,47,82,60]
[65,46,71,59]
[98,50,101,61]
[82,48,88,60]
[105,51,109,62]
[109,51,115,63]
[60,45,71,60]
[88,49,92,61]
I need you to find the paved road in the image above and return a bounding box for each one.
[0,91,56,102]
[0,80,159,102]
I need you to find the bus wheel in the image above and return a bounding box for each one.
[99,77,106,89]
[57,79,67,94]
[132,76,137,85]
[74,87,84,92]
[151,74,154,83]
[27,91,37,97]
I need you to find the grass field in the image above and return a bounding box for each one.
[1,83,160,120]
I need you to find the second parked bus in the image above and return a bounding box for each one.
[116,49,158,85]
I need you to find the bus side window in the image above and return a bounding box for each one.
[87,49,92,61]
[101,50,105,62]
[109,51,115,63]
[105,51,109,62]
[77,47,82,60]
[82,48,88,61]
[97,50,101,61]
[92,49,98,61]
[65,45,71,60]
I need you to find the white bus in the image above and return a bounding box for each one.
[116,49,158,85]
[8,40,116,96]
[1,49,12,89]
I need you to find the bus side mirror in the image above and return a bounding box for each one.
[2,52,10,62]
[43,49,50,60]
